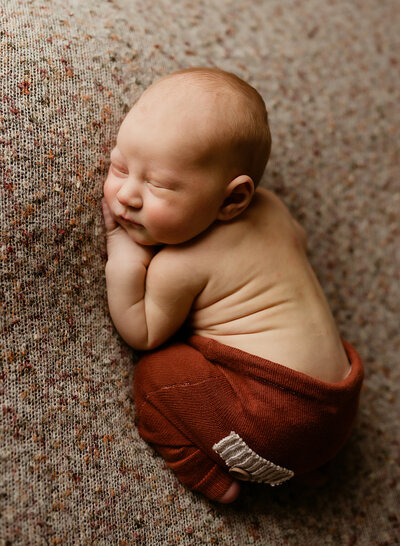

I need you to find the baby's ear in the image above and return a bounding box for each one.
[217,175,255,221]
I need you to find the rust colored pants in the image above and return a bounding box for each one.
[133,335,364,501]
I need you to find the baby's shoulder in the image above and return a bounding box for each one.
[248,188,306,240]
[229,187,291,235]
[250,187,291,216]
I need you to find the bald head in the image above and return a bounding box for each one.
[134,73,233,156]
[130,67,272,185]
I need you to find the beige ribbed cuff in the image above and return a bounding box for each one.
[213,431,294,486]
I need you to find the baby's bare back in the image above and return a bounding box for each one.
[187,188,350,383]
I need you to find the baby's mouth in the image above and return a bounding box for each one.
[119,215,143,228]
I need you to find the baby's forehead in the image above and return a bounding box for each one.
[116,109,216,167]
[117,75,247,165]
[126,87,226,135]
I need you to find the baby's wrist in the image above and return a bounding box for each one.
[105,255,147,273]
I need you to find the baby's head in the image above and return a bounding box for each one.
[136,67,272,187]
[104,67,271,245]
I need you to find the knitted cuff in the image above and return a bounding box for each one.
[213,431,294,486]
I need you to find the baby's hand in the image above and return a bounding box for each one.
[102,196,118,233]
[101,198,156,268]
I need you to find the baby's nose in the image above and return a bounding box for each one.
[116,181,143,209]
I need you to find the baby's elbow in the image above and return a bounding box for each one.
[142,332,167,352]
[117,326,150,352]
[139,341,161,352]
[123,331,164,352]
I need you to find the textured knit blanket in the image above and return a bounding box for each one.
[1,1,398,544]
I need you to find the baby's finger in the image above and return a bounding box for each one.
[101,198,117,232]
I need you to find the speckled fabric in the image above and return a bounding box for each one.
[0,0,398,544]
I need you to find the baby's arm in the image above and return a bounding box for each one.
[102,200,205,351]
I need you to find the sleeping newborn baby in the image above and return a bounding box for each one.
[102,67,364,503]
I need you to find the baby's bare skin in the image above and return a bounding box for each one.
[104,185,349,384]
[182,187,350,383]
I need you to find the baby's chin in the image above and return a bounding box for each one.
[125,227,163,247]
[123,222,195,246]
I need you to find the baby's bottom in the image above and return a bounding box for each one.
[133,342,240,502]
[133,335,363,502]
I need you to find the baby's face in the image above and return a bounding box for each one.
[103,83,231,245]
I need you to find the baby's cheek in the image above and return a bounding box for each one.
[146,206,181,241]
[103,171,119,200]
[147,199,175,223]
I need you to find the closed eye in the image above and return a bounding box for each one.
[110,164,128,176]
[146,180,172,191]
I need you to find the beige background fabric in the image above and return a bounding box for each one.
[1,0,399,544]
